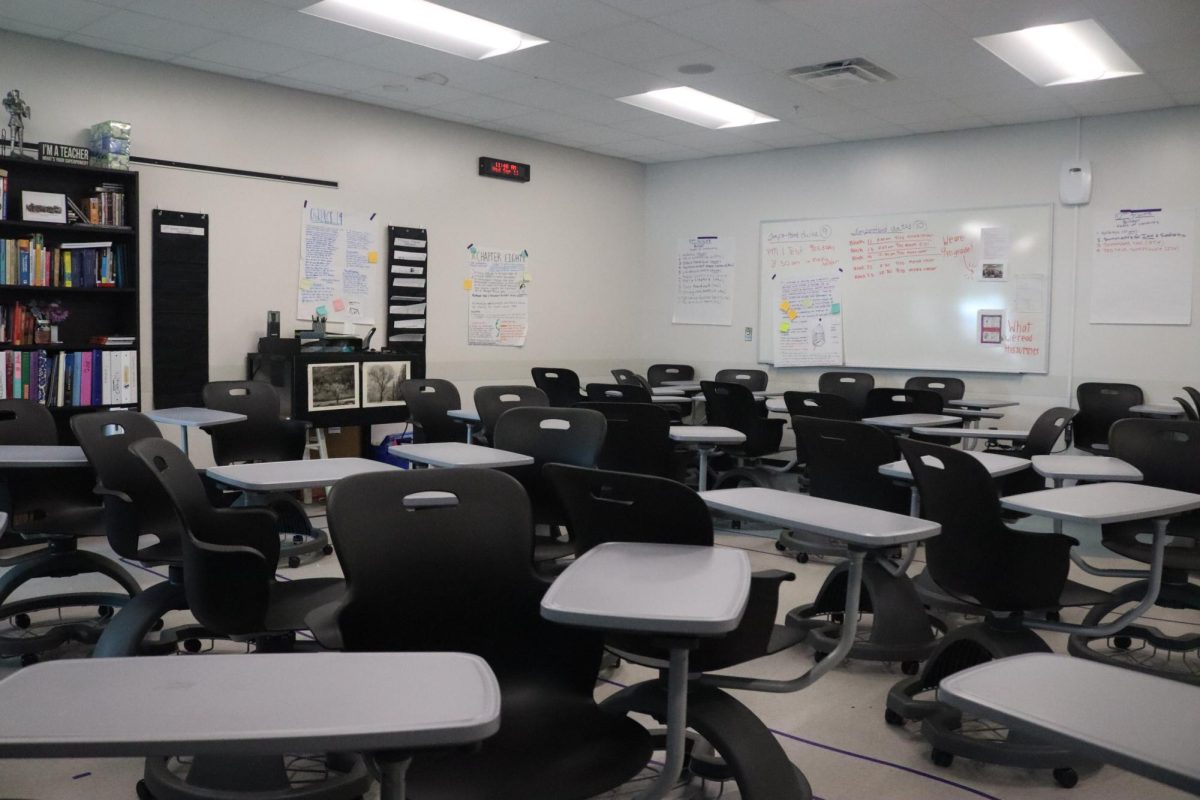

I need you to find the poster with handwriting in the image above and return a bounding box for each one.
[773,273,843,367]
[1090,207,1194,325]
[297,204,381,324]
[673,236,734,325]
[467,245,529,347]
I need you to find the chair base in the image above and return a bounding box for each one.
[141,753,369,800]
[92,574,215,659]
[885,620,1094,783]
[1067,578,1200,685]
[786,560,944,669]
[0,544,141,659]
[601,680,811,800]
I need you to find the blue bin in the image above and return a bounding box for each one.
[374,431,413,468]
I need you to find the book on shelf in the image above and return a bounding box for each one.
[0,348,137,405]
[0,238,126,287]
[0,168,7,221]
[89,334,135,346]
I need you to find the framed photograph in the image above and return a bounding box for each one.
[307,362,360,412]
[980,261,1007,282]
[978,310,1004,345]
[362,360,410,407]
[21,191,67,224]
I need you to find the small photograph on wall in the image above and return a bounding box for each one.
[980,261,1007,281]
[308,363,360,411]
[362,360,410,407]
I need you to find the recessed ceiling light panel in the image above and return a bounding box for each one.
[300,0,547,60]
[617,87,778,130]
[975,19,1142,86]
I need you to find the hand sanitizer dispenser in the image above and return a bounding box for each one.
[1060,160,1092,206]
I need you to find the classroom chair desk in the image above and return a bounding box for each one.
[947,398,1019,410]
[206,457,398,492]
[0,444,87,467]
[861,413,960,431]
[668,426,746,491]
[145,407,247,455]
[910,426,1030,441]
[445,407,480,442]
[1129,403,1186,418]
[880,451,1030,516]
[390,441,533,469]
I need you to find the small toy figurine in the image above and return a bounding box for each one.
[3,89,32,157]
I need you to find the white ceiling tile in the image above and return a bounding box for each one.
[415,106,479,125]
[342,45,529,95]
[979,107,1079,126]
[598,0,722,17]
[241,11,385,57]
[686,71,845,120]
[901,114,993,133]
[552,65,669,99]
[425,94,535,122]
[611,114,704,139]
[800,109,891,135]
[1069,95,1184,118]
[921,0,1094,37]
[561,20,701,63]
[836,124,915,141]
[438,0,634,40]
[275,58,407,93]
[558,99,657,125]
[498,109,591,134]
[645,149,716,162]
[1169,91,1200,107]
[1124,36,1200,73]
[538,124,639,145]
[1095,2,1200,48]
[1,18,73,39]
[63,31,177,58]
[0,0,114,34]
[122,0,292,35]
[351,78,474,107]
[869,99,978,125]
[73,9,227,54]
[637,47,761,82]
[256,0,314,9]
[598,137,701,156]
[492,78,603,111]
[263,74,352,97]
[1046,75,1173,106]
[955,88,1073,116]
[495,42,617,83]
[183,36,316,75]
[829,82,944,111]
[171,56,268,81]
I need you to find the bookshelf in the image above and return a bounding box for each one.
[0,155,140,436]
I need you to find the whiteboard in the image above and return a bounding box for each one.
[1090,207,1195,325]
[759,205,1053,374]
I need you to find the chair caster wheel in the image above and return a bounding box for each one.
[774,542,786,551]
[293,534,304,544]
[931,749,953,768]
[136,779,156,799]
[322,544,334,555]
[1054,767,1078,788]
[795,553,809,564]
[831,613,844,624]
[884,708,905,726]
[183,639,202,653]
[288,556,301,569]
[901,660,920,676]
[20,653,39,667]
[1113,635,1131,650]
[13,613,31,629]
[98,605,114,619]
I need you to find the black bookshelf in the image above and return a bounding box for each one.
[0,155,140,439]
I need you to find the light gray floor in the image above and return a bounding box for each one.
[0,507,1195,800]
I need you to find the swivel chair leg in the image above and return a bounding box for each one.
[0,547,141,607]
[93,578,211,658]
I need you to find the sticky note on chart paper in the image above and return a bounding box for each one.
[463,279,473,291]
[831,303,841,314]
[332,298,346,312]
[299,278,313,290]
[779,300,790,312]
[778,322,790,333]
[315,305,328,317]
[787,309,798,321]
[367,251,379,264]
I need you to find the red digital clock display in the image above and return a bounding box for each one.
[479,156,531,183]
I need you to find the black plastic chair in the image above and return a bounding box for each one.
[714,368,768,392]
[1185,387,1200,419]
[796,418,909,513]
[321,467,653,800]
[400,378,464,443]
[646,363,694,388]
[201,381,308,464]
[531,367,585,408]
[473,385,548,443]
[782,391,855,421]
[610,368,643,387]
[886,438,1105,785]
[904,376,965,403]
[128,437,362,800]
[1068,418,1200,682]
[576,402,676,477]
[1074,382,1143,453]
[701,381,784,460]
[71,411,212,658]
[585,383,651,403]
[863,387,943,417]
[987,407,1077,496]
[818,371,874,416]
[1175,395,1198,421]
[0,401,139,663]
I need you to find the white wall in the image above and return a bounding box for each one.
[642,107,1200,429]
[0,31,646,402]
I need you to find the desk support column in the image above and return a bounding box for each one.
[636,646,689,800]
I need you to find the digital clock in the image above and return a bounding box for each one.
[479,157,531,183]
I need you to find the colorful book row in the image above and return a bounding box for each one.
[0,236,126,287]
[0,349,138,406]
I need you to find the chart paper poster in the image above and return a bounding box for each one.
[297,205,381,324]
[1091,207,1194,325]
[467,245,529,347]
[773,273,843,367]
[673,236,734,325]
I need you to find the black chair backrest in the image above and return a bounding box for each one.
[700,381,784,457]
[864,388,943,417]
[794,418,908,514]
[611,369,642,387]
[714,369,767,391]
[1185,387,1200,420]
[1016,406,1077,458]
[904,376,965,403]
[575,402,673,477]
[1074,382,1143,452]
[897,437,1068,611]
[584,383,651,403]
[531,367,583,408]
[0,399,58,444]
[327,468,603,688]
[646,364,694,388]
[493,406,606,467]
[202,380,305,464]
[473,385,548,442]
[1109,418,1200,492]
[70,411,178,558]
[1176,396,1199,421]
[782,391,854,421]
[545,464,712,556]
[818,372,874,415]
[399,379,462,444]
[130,438,278,635]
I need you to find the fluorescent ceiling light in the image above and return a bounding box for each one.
[617,87,778,130]
[300,0,547,60]
[975,19,1142,86]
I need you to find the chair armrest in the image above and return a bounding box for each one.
[93,484,133,504]
[751,569,795,583]
[304,599,346,650]
[209,506,281,564]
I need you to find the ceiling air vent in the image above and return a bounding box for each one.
[787,58,896,91]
